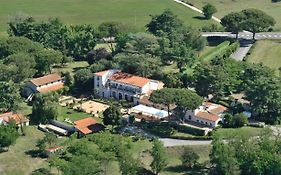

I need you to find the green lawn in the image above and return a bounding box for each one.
[53,61,89,75]
[0,126,47,175]
[133,139,211,175]
[214,126,263,139]
[0,0,215,33]
[247,40,281,75]
[57,105,102,123]
[188,0,281,30]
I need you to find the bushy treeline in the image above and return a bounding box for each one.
[210,128,281,175]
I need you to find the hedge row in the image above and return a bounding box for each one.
[170,135,212,140]
[201,41,240,62]
[172,124,207,136]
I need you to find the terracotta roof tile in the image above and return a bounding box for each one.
[74,117,98,135]
[109,72,150,87]
[31,73,62,86]
[0,113,29,125]
[203,102,228,115]
[94,70,109,76]
[195,111,220,122]
[37,82,64,93]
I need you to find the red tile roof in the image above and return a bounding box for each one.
[0,112,29,125]
[46,146,64,152]
[195,111,220,122]
[31,73,62,86]
[37,82,64,93]
[74,117,97,135]
[109,72,150,87]
[94,70,109,76]
[203,102,228,115]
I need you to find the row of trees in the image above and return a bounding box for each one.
[221,9,276,39]
[8,17,130,60]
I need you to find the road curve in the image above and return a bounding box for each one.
[159,138,212,147]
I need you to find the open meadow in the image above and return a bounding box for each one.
[0,0,215,33]
[188,0,281,30]
[247,40,281,75]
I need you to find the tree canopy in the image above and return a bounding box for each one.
[31,92,59,124]
[0,125,19,149]
[0,82,21,113]
[202,4,217,19]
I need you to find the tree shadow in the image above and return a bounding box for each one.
[25,149,44,158]
[138,168,154,175]
[193,16,207,20]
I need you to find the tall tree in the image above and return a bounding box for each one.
[241,9,275,39]
[0,82,21,112]
[221,12,246,39]
[210,137,240,175]
[4,53,36,82]
[31,92,59,124]
[98,22,124,53]
[115,53,161,78]
[103,105,121,128]
[150,88,176,115]
[0,125,19,149]
[150,139,167,175]
[175,89,203,121]
[73,68,93,90]
[180,148,199,168]
[202,4,217,19]
[67,24,98,59]
[146,9,183,36]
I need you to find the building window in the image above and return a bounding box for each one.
[197,120,199,122]
[210,123,212,126]
[201,121,203,123]
[112,91,116,98]
[125,94,128,101]
[97,77,100,81]
[205,122,207,124]
[119,93,122,100]
[97,82,100,87]
[188,115,191,120]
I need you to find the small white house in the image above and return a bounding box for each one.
[185,102,228,128]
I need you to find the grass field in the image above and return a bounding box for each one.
[247,40,281,75]
[0,127,47,175]
[188,0,281,30]
[214,126,263,139]
[0,0,215,33]
[53,61,89,75]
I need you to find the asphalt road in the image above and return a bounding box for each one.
[202,32,281,40]
[159,138,212,147]
[230,40,254,61]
